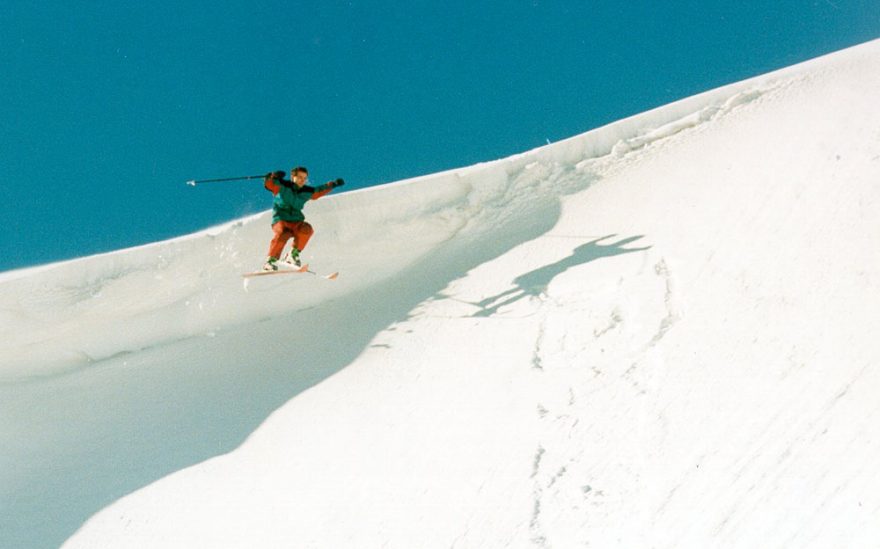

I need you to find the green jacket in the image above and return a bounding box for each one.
[265,176,334,224]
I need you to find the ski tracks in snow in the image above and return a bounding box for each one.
[524,249,678,546]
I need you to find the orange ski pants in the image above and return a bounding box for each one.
[268,220,313,259]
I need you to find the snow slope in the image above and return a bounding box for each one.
[2,39,880,548]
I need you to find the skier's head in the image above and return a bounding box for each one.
[291,166,309,188]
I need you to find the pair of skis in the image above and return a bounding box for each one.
[242,263,339,280]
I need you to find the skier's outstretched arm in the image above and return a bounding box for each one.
[264,171,285,195]
[310,178,345,200]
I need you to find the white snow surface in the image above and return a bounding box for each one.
[3,39,880,549]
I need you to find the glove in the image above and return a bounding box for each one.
[333,178,345,188]
[273,170,286,180]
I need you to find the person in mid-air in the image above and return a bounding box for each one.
[262,166,344,271]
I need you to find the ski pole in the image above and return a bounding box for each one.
[185,174,267,187]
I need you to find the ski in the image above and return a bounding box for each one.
[242,263,310,278]
[241,264,339,280]
[307,268,339,280]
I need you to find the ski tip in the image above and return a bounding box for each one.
[325,272,339,280]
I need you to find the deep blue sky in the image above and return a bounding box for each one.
[2,1,878,271]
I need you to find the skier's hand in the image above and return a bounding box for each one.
[332,178,345,188]
[273,170,286,180]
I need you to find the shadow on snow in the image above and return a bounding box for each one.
[472,235,652,317]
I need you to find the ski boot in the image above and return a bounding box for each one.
[282,248,302,268]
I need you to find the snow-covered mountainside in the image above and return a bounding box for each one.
[3,39,880,549]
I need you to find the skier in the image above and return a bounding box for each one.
[262,166,344,271]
